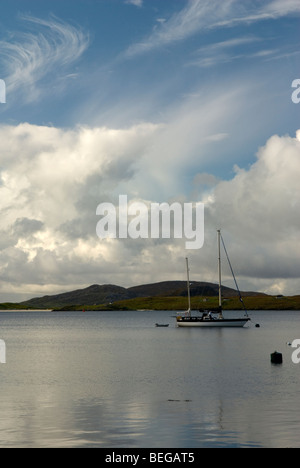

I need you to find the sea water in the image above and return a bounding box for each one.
[0,310,299,448]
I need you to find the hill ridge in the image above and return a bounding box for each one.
[20,281,266,309]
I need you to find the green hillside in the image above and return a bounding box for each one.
[1,281,299,311]
[53,295,300,311]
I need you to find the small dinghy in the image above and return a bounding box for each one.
[155,323,169,328]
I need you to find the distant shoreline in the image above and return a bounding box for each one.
[1,294,300,312]
[52,294,300,312]
[1,308,300,313]
[0,309,53,312]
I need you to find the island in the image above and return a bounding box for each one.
[1,282,299,311]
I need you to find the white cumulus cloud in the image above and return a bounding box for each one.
[0,121,299,300]
[204,130,300,293]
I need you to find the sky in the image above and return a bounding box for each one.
[0,0,299,301]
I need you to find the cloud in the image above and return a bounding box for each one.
[0,119,299,299]
[0,121,159,220]
[188,36,262,68]
[198,36,261,53]
[124,0,300,58]
[204,130,300,293]
[13,218,44,237]
[125,0,143,7]
[125,0,225,57]
[264,0,300,16]
[0,122,162,298]
[213,0,300,27]
[0,15,89,103]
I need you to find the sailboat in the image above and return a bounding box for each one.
[176,230,251,328]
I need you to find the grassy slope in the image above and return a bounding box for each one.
[51,295,300,311]
[0,303,33,310]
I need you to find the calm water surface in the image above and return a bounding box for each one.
[0,310,300,448]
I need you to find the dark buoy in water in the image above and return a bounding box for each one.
[271,351,283,364]
[255,323,260,328]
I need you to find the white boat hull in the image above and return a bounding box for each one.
[177,318,250,328]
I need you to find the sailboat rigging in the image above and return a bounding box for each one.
[176,229,251,328]
[186,257,191,316]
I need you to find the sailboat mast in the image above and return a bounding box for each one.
[186,257,191,315]
[217,230,223,317]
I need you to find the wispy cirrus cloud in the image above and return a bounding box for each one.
[0,15,90,103]
[207,0,300,28]
[263,0,300,16]
[124,0,300,58]
[125,0,225,57]
[125,0,143,7]
[187,36,280,68]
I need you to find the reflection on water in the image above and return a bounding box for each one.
[0,310,300,447]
